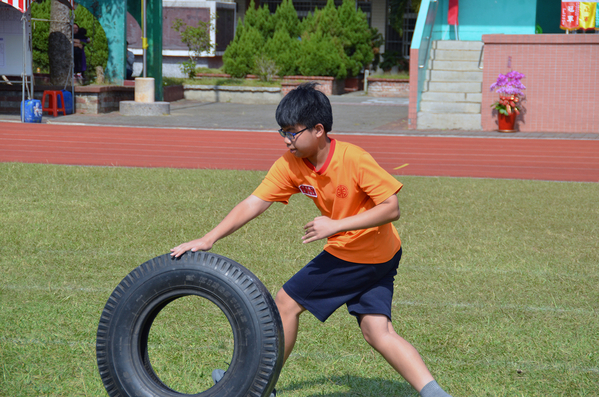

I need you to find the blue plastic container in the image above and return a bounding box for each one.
[21,99,43,123]
[61,89,74,114]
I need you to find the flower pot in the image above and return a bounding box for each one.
[497,112,517,132]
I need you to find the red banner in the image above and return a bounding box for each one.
[448,0,459,25]
[561,1,599,30]
[561,2,580,30]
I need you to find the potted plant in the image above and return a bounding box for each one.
[490,71,526,132]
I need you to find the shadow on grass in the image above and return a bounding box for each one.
[280,374,417,397]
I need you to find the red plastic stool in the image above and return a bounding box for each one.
[42,90,66,117]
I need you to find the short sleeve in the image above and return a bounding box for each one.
[357,152,402,205]
[252,156,300,204]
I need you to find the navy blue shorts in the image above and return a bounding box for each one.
[282,248,402,322]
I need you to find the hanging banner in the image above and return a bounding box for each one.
[0,0,74,13]
[561,1,599,31]
[579,2,597,29]
[448,0,459,25]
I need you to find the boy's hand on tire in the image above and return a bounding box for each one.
[170,238,213,257]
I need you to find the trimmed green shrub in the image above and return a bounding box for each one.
[223,0,372,79]
[222,24,265,78]
[337,0,373,77]
[242,0,274,39]
[298,31,347,80]
[262,28,300,77]
[270,0,302,39]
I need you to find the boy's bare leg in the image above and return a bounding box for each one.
[275,288,306,363]
[359,313,435,392]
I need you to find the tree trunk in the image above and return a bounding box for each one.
[49,0,72,86]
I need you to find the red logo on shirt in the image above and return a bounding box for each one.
[299,184,318,198]
[336,185,349,198]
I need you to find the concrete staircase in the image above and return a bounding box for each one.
[418,40,484,130]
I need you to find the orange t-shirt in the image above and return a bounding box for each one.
[252,139,402,264]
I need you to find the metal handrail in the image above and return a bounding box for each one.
[418,0,438,69]
[478,44,485,70]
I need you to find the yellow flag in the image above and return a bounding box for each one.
[579,2,597,29]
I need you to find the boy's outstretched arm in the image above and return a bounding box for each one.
[302,194,400,244]
[170,195,272,258]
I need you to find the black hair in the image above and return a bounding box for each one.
[275,82,333,133]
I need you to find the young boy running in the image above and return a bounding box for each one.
[170,83,452,397]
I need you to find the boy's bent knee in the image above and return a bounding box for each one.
[275,288,305,316]
[359,314,392,346]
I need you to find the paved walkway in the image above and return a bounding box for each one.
[2,93,598,140]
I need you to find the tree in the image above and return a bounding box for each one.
[243,0,273,39]
[262,27,300,77]
[337,0,373,77]
[222,25,265,77]
[389,0,421,37]
[298,31,347,80]
[270,0,301,39]
[48,0,72,86]
[172,17,214,78]
[31,0,51,72]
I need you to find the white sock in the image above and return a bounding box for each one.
[420,380,452,397]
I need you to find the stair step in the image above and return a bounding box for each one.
[429,70,483,82]
[432,40,484,51]
[424,81,482,93]
[420,101,481,114]
[417,112,482,130]
[428,60,481,71]
[421,92,482,103]
[431,49,482,62]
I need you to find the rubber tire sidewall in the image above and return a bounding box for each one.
[96,251,284,397]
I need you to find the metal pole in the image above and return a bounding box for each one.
[28,10,34,101]
[71,11,75,113]
[142,0,147,78]
[21,13,26,122]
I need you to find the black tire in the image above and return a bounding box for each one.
[96,251,284,397]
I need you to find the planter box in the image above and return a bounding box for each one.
[75,85,134,114]
[344,76,364,93]
[367,78,409,97]
[183,85,282,104]
[281,76,345,96]
[163,85,184,102]
[194,74,346,96]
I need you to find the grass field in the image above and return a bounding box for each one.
[0,162,597,396]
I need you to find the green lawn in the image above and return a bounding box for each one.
[1,163,597,396]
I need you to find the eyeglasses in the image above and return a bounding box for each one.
[278,126,310,141]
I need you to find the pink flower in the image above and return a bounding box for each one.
[490,71,526,96]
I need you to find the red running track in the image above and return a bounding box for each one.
[1,122,598,182]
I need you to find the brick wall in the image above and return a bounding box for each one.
[367,78,409,97]
[482,34,599,133]
[75,86,134,114]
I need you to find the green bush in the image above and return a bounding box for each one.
[337,0,373,77]
[298,31,347,80]
[270,0,302,39]
[223,0,371,79]
[262,28,300,77]
[222,24,265,78]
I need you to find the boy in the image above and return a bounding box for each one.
[170,83,451,397]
